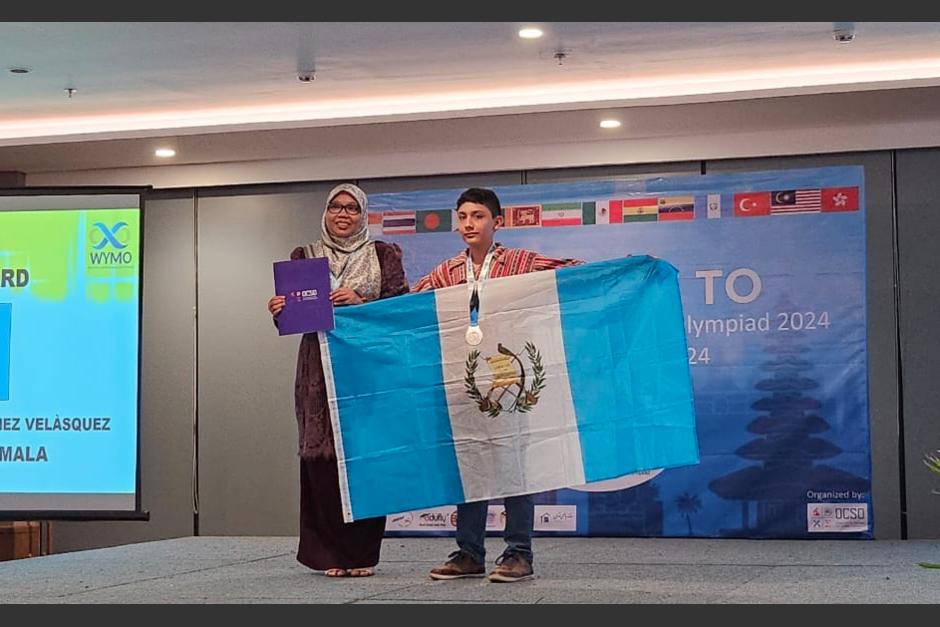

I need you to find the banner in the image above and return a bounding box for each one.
[369,166,870,539]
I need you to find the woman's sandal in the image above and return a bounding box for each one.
[348,567,374,577]
[324,568,349,577]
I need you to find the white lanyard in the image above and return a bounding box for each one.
[466,246,496,324]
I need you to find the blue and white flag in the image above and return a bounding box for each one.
[321,255,699,521]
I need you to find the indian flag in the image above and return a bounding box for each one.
[622,198,659,223]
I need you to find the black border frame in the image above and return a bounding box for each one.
[0,185,152,522]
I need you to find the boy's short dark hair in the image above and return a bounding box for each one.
[456,187,502,218]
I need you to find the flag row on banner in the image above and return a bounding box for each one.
[368,187,860,235]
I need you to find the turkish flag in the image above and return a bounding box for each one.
[821,187,859,212]
[733,192,771,217]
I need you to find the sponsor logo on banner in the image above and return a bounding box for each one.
[807,503,869,533]
[387,512,414,528]
[418,511,452,528]
[486,505,507,530]
[387,505,576,532]
[534,505,578,531]
[385,507,464,531]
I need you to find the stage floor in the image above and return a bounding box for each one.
[1,536,939,603]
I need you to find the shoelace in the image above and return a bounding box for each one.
[447,549,470,562]
[494,553,516,566]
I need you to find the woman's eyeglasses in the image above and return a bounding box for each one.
[327,203,362,215]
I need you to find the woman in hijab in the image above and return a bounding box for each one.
[267,183,409,577]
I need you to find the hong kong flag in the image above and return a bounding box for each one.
[821,187,859,212]
[733,192,771,217]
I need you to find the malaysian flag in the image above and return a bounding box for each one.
[770,189,822,215]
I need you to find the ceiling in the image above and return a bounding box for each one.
[3,22,940,146]
[4,22,940,181]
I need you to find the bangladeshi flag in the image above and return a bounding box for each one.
[416,209,453,233]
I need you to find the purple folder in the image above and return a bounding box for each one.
[273,256,334,335]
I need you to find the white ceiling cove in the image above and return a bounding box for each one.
[3,22,940,146]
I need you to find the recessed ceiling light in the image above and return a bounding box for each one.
[599,119,622,129]
[518,27,543,40]
[154,148,176,158]
[9,68,30,74]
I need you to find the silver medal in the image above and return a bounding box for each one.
[465,325,483,346]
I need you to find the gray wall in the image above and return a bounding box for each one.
[0,171,25,187]
[196,185,331,535]
[53,194,197,552]
[895,149,940,539]
[45,150,940,549]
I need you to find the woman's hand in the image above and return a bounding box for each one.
[330,288,363,306]
[268,295,286,317]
